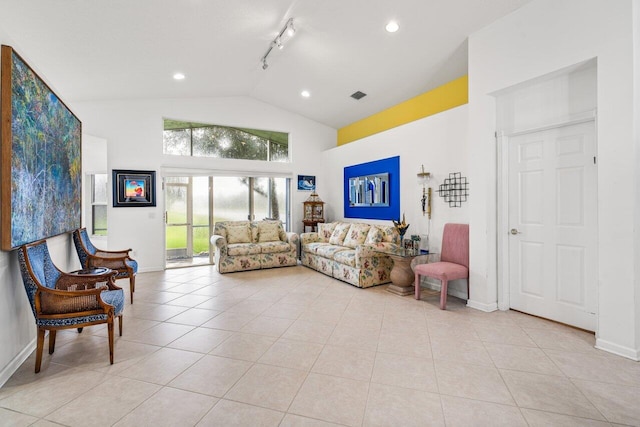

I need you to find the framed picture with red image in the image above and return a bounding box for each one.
[112,169,156,207]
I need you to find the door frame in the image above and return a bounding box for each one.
[496,111,598,313]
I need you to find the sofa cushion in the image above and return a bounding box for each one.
[302,242,330,254]
[343,223,371,248]
[228,243,261,256]
[317,222,337,243]
[259,241,291,254]
[315,244,350,259]
[365,226,384,244]
[329,223,351,245]
[333,249,356,267]
[226,225,252,244]
[258,222,281,242]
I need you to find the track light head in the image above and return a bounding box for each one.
[261,18,295,71]
[286,19,296,37]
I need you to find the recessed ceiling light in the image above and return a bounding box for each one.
[301,90,311,98]
[173,73,185,80]
[385,21,399,33]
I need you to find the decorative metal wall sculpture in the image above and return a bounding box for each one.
[437,172,469,207]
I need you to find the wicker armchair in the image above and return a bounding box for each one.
[18,240,125,373]
[73,228,138,303]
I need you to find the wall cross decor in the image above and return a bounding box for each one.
[437,172,469,207]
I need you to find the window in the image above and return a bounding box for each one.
[91,174,108,235]
[163,119,289,162]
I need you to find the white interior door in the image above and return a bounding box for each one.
[508,121,597,331]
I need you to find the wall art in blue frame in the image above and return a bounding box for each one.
[344,156,400,220]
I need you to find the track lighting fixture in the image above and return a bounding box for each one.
[261,18,295,70]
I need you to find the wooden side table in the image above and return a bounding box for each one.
[57,267,116,290]
[381,249,437,296]
[303,219,325,232]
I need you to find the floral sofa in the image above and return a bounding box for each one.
[301,222,400,288]
[210,220,299,273]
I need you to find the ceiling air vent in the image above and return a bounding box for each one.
[350,91,367,100]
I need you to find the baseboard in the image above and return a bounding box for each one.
[595,338,640,361]
[497,301,510,311]
[421,281,468,300]
[0,338,36,388]
[466,299,498,312]
[138,266,164,274]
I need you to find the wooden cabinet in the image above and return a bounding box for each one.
[303,192,325,231]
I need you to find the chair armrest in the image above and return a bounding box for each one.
[56,271,121,292]
[91,252,128,262]
[35,285,113,315]
[86,253,133,272]
[300,232,319,245]
[95,248,132,256]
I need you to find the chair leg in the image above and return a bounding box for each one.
[118,315,123,336]
[129,275,135,304]
[414,273,421,300]
[35,328,45,373]
[108,318,114,365]
[48,330,57,354]
[440,279,449,310]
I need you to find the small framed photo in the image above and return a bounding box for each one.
[297,175,316,191]
[112,169,156,207]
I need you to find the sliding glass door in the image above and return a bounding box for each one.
[165,175,290,268]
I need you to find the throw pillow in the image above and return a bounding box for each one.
[258,222,281,243]
[329,223,351,245]
[343,223,371,248]
[317,222,337,243]
[226,225,251,244]
[365,226,384,244]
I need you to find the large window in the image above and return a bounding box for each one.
[165,175,291,268]
[163,119,289,162]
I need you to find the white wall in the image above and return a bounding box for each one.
[0,31,82,386]
[73,97,337,272]
[322,105,470,297]
[633,1,640,354]
[468,0,639,358]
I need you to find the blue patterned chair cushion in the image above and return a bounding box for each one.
[102,289,125,316]
[125,259,138,273]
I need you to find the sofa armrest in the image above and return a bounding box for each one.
[284,232,299,245]
[284,232,300,255]
[300,232,319,245]
[210,234,227,257]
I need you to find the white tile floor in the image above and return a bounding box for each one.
[1,265,639,426]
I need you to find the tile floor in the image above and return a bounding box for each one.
[1,265,639,426]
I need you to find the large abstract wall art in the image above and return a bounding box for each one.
[344,156,400,220]
[1,45,81,250]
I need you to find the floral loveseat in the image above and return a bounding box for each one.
[301,222,400,288]
[210,220,299,273]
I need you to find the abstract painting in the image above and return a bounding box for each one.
[112,170,156,207]
[1,45,82,250]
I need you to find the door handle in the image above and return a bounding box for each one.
[510,228,522,235]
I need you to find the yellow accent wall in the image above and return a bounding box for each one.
[337,75,468,146]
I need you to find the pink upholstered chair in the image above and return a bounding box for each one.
[414,223,469,309]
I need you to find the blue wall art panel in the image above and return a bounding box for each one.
[1,46,81,250]
[344,156,400,220]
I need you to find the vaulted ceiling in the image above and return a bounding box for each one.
[0,0,531,129]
